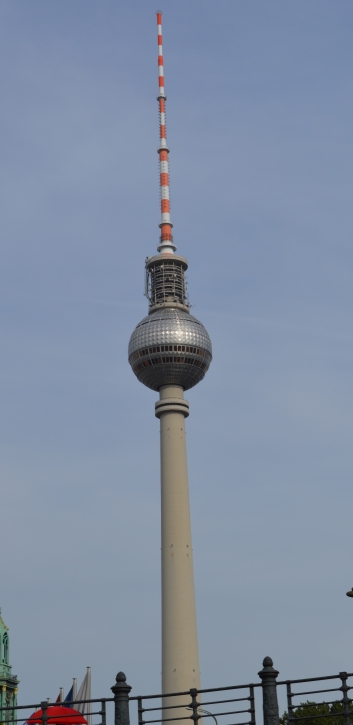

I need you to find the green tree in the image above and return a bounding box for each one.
[281,700,353,725]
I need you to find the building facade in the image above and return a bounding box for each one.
[0,610,18,725]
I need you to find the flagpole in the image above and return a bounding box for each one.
[74,667,91,721]
[86,668,91,725]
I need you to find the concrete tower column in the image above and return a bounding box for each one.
[128,12,212,701]
[155,385,201,699]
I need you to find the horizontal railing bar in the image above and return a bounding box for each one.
[62,699,113,706]
[291,689,343,698]
[143,716,190,724]
[16,715,103,721]
[220,721,251,725]
[198,709,251,718]
[193,685,259,695]
[131,695,190,703]
[12,699,113,712]
[199,698,251,707]
[158,721,251,725]
[3,718,104,725]
[130,685,260,702]
[142,704,189,713]
[206,720,251,725]
[23,721,106,725]
[278,676,353,686]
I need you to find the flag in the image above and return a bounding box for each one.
[75,669,91,725]
[65,687,73,704]
[65,679,77,705]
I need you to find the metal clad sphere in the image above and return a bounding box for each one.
[128,308,212,391]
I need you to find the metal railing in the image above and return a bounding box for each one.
[134,681,256,725]
[284,670,353,725]
[2,656,353,725]
[0,697,112,725]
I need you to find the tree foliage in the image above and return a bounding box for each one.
[281,700,353,725]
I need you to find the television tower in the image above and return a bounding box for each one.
[128,12,212,698]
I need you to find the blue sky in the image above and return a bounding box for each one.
[1,0,353,709]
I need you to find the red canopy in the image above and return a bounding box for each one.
[28,707,87,725]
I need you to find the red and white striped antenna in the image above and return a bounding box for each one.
[156,12,176,254]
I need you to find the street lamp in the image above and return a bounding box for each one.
[346,588,353,598]
[187,707,218,725]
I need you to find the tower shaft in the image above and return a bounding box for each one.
[155,386,201,700]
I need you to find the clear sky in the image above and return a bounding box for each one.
[1,0,353,709]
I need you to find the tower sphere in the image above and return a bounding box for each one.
[129,307,212,391]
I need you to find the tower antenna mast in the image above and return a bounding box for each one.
[156,11,175,254]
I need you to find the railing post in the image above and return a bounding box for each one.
[189,689,200,725]
[258,657,280,725]
[100,699,106,725]
[339,672,351,725]
[249,685,256,725]
[41,699,49,725]
[137,697,144,725]
[111,673,131,725]
[286,681,294,725]
[41,700,49,725]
